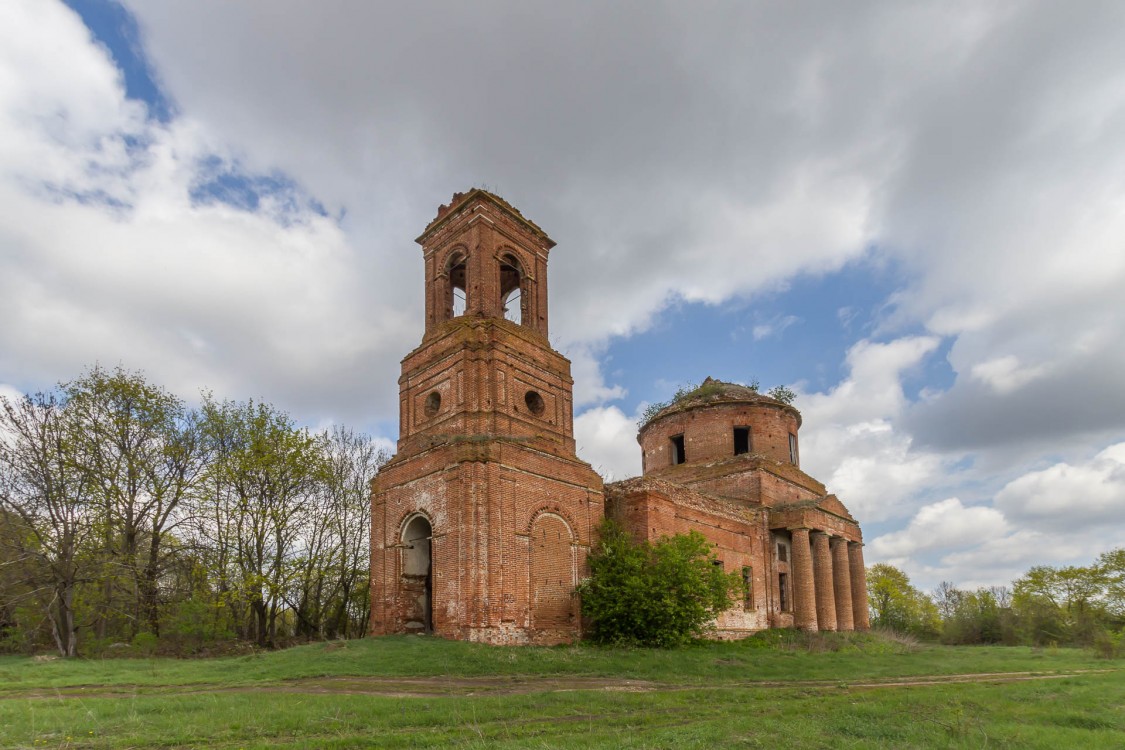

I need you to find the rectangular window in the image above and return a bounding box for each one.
[788,433,799,465]
[670,434,686,465]
[733,426,750,455]
[778,572,789,612]
[742,566,753,607]
[777,542,787,562]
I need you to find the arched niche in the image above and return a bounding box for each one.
[529,513,575,628]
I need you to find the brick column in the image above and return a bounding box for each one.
[790,528,817,632]
[811,532,837,631]
[831,537,854,631]
[848,542,870,630]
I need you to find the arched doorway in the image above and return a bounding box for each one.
[401,515,433,633]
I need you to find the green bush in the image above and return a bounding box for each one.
[1091,627,1123,659]
[577,520,742,647]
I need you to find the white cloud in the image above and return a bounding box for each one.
[752,314,800,341]
[564,343,626,409]
[994,443,1125,531]
[970,355,1048,395]
[871,447,1125,590]
[0,1,413,422]
[0,384,21,404]
[797,336,946,521]
[870,497,1008,559]
[573,405,642,482]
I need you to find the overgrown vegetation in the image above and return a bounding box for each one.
[577,520,742,646]
[639,378,796,426]
[0,366,387,657]
[870,552,1125,656]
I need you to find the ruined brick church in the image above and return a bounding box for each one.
[370,189,870,644]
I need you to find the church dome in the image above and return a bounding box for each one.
[638,377,803,472]
[641,377,800,427]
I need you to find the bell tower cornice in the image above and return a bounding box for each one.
[416,188,556,249]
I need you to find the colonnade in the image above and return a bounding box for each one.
[788,528,869,632]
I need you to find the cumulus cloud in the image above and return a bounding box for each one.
[870,446,1125,589]
[797,336,946,521]
[994,443,1125,531]
[870,497,1008,560]
[970,355,1048,395]
[565,344,627,409]
[573,405,642,482]
[0,0,412,428]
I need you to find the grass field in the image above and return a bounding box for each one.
[1,633,1122,749]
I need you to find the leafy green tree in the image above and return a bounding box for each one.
[866,563,940,638]
[201,398,325,647]
[577,520,742,647]
[938,585,1016,645]
[63,366,207,638]
[1097,549,1125,620]
[1013,564,1109,645]
[766,385,796,404]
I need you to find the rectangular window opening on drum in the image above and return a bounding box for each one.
[733,426,750,455]
[670,434,686,465]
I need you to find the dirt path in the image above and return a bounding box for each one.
[1,668,1116,701]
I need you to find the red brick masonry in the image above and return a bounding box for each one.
[371,191,868,644]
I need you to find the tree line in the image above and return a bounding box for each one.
[867,551,1125,656]
[0,366,387,657]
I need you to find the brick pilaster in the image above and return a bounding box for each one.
[831,537,854,631]
[790,528,817,632]
[811,531,837,631]
[848,542,870,630]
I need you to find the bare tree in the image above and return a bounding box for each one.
[286,427,387,639]
[0,392,99,656]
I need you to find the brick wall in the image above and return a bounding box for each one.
[606,478,770,635]
[640,401,801,470]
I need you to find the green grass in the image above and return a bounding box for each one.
[0,633,1122,748]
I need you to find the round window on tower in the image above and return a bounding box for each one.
[424,391,442,417]
[524,391,545,416]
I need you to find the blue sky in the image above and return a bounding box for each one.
[3,0,1124,592]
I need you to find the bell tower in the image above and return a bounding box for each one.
[370,189,604,645]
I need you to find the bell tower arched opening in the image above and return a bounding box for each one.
[446,251,467,320]
[500,253,524,325]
